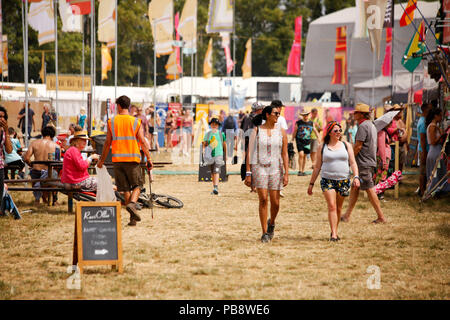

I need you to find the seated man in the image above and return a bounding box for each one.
[23,126,59,205]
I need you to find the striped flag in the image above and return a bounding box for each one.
[401,20,425,72]
[400,0,417,27]
[221,32,234,75]
[331,26,348,85]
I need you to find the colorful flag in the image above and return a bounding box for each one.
[206,0,233,34]
[1,35,7,78]
[400,0,417,27]
[242,38,251,79]
[39,51,45,83]
[331,26,348,85]
[98,0,116,48]
[383,0,394,28]
[364,0,388,59]
[67,0,91,15]
[287,16,302,76]
[382,28,392,76]
[148,0,174,56]
[165,12,182,80]
[401,20,426,72]
[28,0,55,46]
[178,0,197,54]
[101,44,112,81]
[203,38,213,78]
[221,32,234,75]
[59,0,82,32]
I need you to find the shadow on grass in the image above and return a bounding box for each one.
[435,222,450,238]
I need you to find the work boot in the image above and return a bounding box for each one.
[126,202,141,222]
[127,219,137,226]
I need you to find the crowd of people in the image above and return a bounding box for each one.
[0,97,448,242]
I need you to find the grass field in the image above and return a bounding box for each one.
[0,158,449,300]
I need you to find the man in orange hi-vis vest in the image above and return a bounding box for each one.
[97,95,153,226]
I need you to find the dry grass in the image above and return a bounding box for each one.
[0,155,449,300]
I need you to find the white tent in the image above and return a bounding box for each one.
[302,1,440,106]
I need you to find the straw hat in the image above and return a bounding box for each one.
[69,132,90,143]
[352,103,371,113]
[300,110,310,116]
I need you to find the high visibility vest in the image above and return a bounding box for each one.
[108,114,141,162]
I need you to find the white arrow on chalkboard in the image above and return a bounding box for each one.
[95,249,109,255]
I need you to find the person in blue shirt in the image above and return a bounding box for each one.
[4,127,25,179]
[77,107,87,130]
[417,102,432,196]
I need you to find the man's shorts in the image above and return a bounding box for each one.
[310,139,319,153]
[114,162,142,192]
[296,139,311,155]
[210,156,224,174]
[320,178,351,197]
[359,167,375,191]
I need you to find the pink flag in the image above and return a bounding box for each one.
[287,16,302,75]
[175,12,182,73]
[221,32,235,75]
[382,28,392,76]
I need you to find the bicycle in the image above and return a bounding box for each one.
[72,189,184,209]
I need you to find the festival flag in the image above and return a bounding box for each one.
[1,35,7,78]
[383,0,394,28]
[364,0,388,59]
[353,0,367,38]
[206,0,233,34]
[287,16,302,76]
[98,0,116,48]
[165,12,182,80]
[400,0,417,27]
[0,0,3,76]
[331,26,348,85]
[178,0,197,54]
[148,0,174,56]
[401,20,426,72]
[242,38,251,79]
[59,0,82,32]
[382,28,392,76]
[67,0,91,15]
[39,51,45,83]
[28,0,55,46]
[221,32,234,75]
[203,38,213,78]
[101,44,112,81]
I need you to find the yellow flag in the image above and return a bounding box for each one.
[0,35,7,78]
[39,51,45,83]
[242,38,252,79]
[203,38,213,78]
[101,44,112,81]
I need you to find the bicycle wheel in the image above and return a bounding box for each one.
[152,193,184,209]
[73,192,96,202]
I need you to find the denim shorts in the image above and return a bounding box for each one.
[320,178,351,197]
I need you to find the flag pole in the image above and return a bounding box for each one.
[24,0,29,147]
[54,0,59,133]
[1,0,4,101]
[372,52,375,109]
[90,0,95,137]
[114,0,118,101]
[82,15,85,108]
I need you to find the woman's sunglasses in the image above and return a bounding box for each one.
[333,129,342,133]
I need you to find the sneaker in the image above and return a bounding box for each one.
[211,188,219,195]
[267,219,275,240]
[128,219,137,226]
[126,202,141,222]
[261,233,271,243]
[297,171,302,176]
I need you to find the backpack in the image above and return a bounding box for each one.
[223,116,236,131]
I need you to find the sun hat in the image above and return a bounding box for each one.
[351,103,371,113]
[300,110,310,116]
[69,132,90,143]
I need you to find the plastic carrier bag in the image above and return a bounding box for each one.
[96,165,116,202]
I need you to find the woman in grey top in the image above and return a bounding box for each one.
[308,121,360,241]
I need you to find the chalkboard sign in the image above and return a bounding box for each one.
[73,202,123,274]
